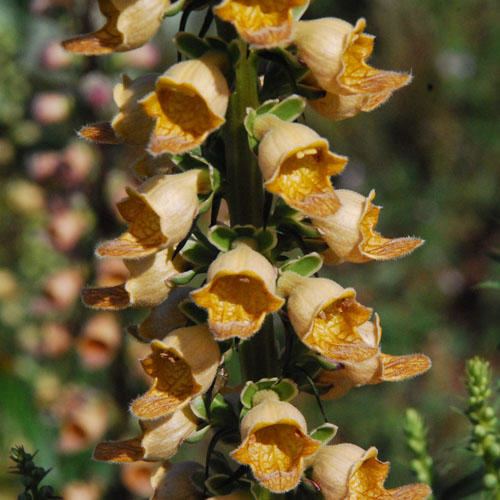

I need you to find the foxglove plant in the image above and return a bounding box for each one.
[65,1,432,498]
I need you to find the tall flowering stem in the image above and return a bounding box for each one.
[65,2,433,497]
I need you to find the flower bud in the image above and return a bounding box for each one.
[48,208,89,252]
[295,18,411,120]
[96,170,210,259]
[62,481,102,500]
[82,249,184,310]
[77,313,122,370]
[62,0,171,55]
[31,92,72,124]
[313,189,423,264]
[214,0,308,49]
[257,119,347,217]
[278,272,379,362]
[43,268,84,310]
[311,444,431,499]
[192,242,284,340]
[231,400,320,493]
[140,56,229,155]
[316,320,431,399]
[94,407,198,462]
[131,325,221,420]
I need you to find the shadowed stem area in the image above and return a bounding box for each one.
[223,41,279,380]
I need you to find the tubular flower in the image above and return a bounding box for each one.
[128,287,191,341]
[140,56,230,155]
[214,0,308,49]
[294,18,411,120]
[191,242,284,340]
[231,399,321,493]
[311,444,432,499]
[93,407,198,463]
[151,461,204,500]
[278,272,379,362]
[315,319,431,399]
[62,0,171,55]
[130,325,221,420]
[312,189,424,264]
[257,119,347,217]
[96,170,210,259]
[82,249,185,310]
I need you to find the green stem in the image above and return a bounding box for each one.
[223,41,279,381]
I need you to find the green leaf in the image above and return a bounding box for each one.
[255,228,278,253]
[281,253,323,277]
[210,394,235,428]
[208,225,237,252]
[271,379,299,402]
[310,423,338,444]
[241,381,259,409]
[179,299,208,324]
[181,240,216,265]
[175,32,211,59]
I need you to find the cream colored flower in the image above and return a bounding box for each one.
[82,249,185,310]
[62,0,171,55]
[151,461,203,500]
[312,444,432,499]
[295,18,411,120]
[214,0,308,49]
[312,189,424,264]
[93,407,198,463]
[140,56,229,155]
[131,325,221,420]
[96,170,210,259]
[315,319,431,399]
[191,242,284,340]
[278,272,379,362]
[231,399,320,493]
[257,119,347,217]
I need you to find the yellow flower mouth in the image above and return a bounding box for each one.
[232,423,319,493]
[359,195,424,261]
[340,20,411,95]
[141,80,224,155]
[131,343,201,420]
[215,0,307,48]
[265,144,346,217]
[306,294,377,362]
[192,272,284,340]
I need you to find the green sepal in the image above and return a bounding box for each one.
[181,239,217,265]
[205,475,252,497]
[175,32,211,59]
[206,36,229,53]
[208,225,278,254]
[164,0,186,17]
[240,378,299,409]
[169,268,201,286]
[190,395,208,421]
[210,394,236,428]
[209,451,234,475]
[310,423,338,445]
[280,252,323,277]
[293,0,310,20]
[185,424,211,443]
[179,299,208,324]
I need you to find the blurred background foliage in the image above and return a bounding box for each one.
[0,0,498,498]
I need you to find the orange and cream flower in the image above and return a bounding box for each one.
[214,0,308,49]
[256,118,347,217]
[311,444,432,499]
[294,18,411,120]
[278,272,379,362]
[140,56,230,155]
[312,189,424,264]
[93,407,198,463]
[315,319,431,399]
[231,399,320,493]
[96,170,210,259]
[191,242,284,340]
[130,325,221,420]
[62,0,171,55]
[82,249,185,310]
